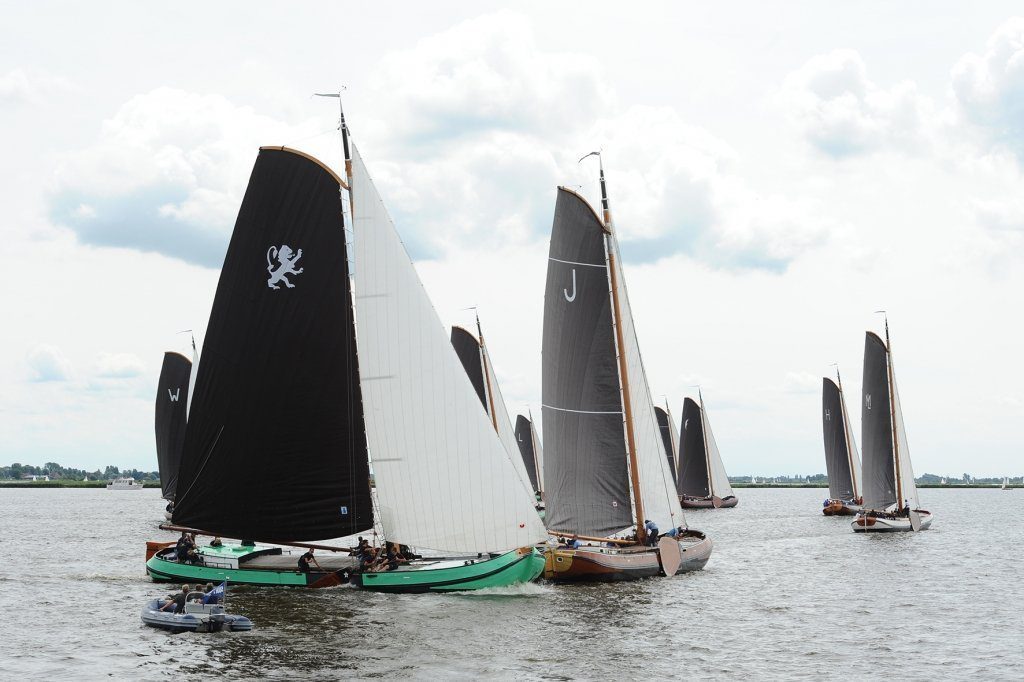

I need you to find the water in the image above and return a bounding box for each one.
[1,487,1021,679]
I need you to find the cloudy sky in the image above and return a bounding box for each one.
[2,1,1022,477]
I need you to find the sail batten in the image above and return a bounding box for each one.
[352,144,546,553]
[174,147,372,541]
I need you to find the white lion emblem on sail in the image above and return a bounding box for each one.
[267,245,304,289]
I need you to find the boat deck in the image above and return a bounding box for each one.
[242,553,358,571]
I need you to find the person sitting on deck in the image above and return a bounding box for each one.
[174,532,191,563]
[160,584,190,612]
[209,537,223,547]
[398,544,420,561]
[663,525,685,539]
[297,549,322,574]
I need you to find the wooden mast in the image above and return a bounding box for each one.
[592,153,647,543]
[884,316,904,511]
[698,388,715,499]
[476,313,500,433]
[836,367,859,500]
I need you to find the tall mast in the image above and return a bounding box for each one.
[313,90,353,203]
[836,366,859,499]
[882,314,904,510]
[476,312,499,433]
[698,388,714,498]
[584,151,647,542]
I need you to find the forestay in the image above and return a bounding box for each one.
[351,145,546,553]
[700,399,734,499]
[861,332,897,511]
[607,236,685,532]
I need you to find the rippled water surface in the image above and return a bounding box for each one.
[1,487,1021,679]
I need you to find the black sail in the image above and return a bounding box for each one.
[451,326,487,410]
[654,406,677,483]
[515,414,540,493]
[822,377,855,500]
[677,397,709,497]
[173,147,372,541]
[861,332,896,511]
[542,187,632,536]
[155,351,192,501]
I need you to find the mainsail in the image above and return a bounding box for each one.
[654,405,678,482]
[450,326,487,409]
[678,396,734,499]
[515,414,541,493]
[174,147,372,541]
[861,332,897,510]
[155,351,191,502]
[351,144,546,553]
[822,376,861,500]
[678,398,708,497]
[542,185,684,536]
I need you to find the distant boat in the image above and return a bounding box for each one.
[941,477,947,485]
[107,477,143,491]
[678,392,738,508]
[654,402,679,483]
[541,157,712,582]
[514,413,544,502]
[450,322,539,502]
[821,369,863,516]
[155,348,193,519]
[852,317,933,532]
[1002,477,1012,491]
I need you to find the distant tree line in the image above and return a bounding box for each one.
[0,462,159,481]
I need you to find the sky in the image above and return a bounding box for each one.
[1,1,1022,477]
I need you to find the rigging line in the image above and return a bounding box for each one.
[541,404,623,415]
[548,256,606,268]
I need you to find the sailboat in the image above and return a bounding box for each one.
[677,392,738,508]
[852,317,933,532]
[540,156,712,582]
[1002,477,1012,491]
[821,369,863,515]
[155,349,192,519]
[654,403,679,483]
[515,413,544,501]
[148,109,547,590]
[450,321,540,503]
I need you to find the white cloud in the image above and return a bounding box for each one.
[951,17,1024,159]
[782,49,933,157]
[48,87,316,266]
[26,345,72,382]
[0,68,73,105]
[94,353,145,379]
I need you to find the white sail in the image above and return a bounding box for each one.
[840,385,862,498]
[889,358,919,510]
[481,341,538,501]
[608,236,685,533]
[185,341,199,421]
[351,145,547,553]
[701,400,735,499]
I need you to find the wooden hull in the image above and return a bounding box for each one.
[680,495,738,509]
[352,548,544,593]
[852,510,933,532]
[822,500,861,516]
[543,533,713,583]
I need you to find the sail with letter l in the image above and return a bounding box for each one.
[174,147,372,541]
[654,405,678,482]
[351,144,546,553]
[515,414,542,493]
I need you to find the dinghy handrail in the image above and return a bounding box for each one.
[158,524,356,553]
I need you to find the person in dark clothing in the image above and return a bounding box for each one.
[174,532,193,563]
[297,549,322,573]
[160,584,190,612]
[209,537,223,547]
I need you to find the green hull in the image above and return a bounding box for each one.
[146,544,336,587]
[353,548,544,593]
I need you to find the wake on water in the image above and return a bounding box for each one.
[450,581,557,598]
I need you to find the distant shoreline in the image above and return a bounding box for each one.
[0,480,1014,490]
